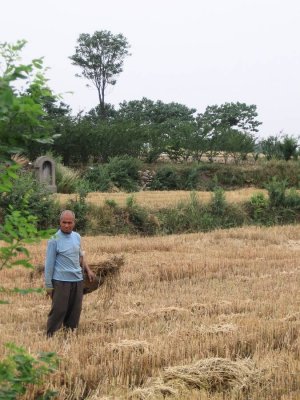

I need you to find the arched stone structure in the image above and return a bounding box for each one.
[34,156,57,193]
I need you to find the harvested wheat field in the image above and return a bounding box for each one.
[0,225,300,399]
[55,188,267,210]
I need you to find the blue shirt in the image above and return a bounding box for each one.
[44,230,83,289]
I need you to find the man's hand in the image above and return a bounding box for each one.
[81,255,96,282]
[86,268,96,282]
[46,288,54,299]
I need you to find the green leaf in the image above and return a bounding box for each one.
[10,259,33,269]
[15,247,30,257]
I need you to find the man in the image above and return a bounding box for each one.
[45,210,95,337]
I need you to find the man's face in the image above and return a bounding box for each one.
[60,213,75,234]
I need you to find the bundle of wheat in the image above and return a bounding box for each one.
[83,255,124,295]
[29,255,124,302]
[129,378,177,399]
[162,357,262,392]
[130,357,263,399]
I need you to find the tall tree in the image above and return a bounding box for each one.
[70,30,130,119]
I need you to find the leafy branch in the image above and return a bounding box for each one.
[0,343,58,399]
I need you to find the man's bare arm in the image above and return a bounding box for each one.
[80,255,96,282]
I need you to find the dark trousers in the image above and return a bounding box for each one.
[47,280,83,337]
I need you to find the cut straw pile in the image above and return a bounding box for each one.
[130,357,263,399]
[130,379,178,400]
[163,357,261,391]
[83,255,124,295]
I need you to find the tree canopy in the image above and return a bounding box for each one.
[70,30,130,119]
[197,102,261,133]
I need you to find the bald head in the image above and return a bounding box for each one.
[59,210,75,234]
[60,210,75,221]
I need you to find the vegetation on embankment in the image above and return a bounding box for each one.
[56,157,300,193]
[67,180,300,236]
[2,159,300,236]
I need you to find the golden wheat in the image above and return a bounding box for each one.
[54,188,267,210]
[0,225,299,399]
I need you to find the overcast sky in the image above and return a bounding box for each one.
[2,0,300,138]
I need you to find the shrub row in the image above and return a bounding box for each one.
[62,180,300,236]
[148,160,300,190]
[2,170,300,236]
[56,157,300,194]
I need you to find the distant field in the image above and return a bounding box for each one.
[55,188,268,209]
[0,225,299,399]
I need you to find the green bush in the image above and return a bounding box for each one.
[158,192,215,234]
[55,163,81,194]
[180,166,201,190]
[265,177,287,208]
[124,196,158,235]
[284,188,300,208]
[85,197,158,236]
[245,184,300,226]
[149,165,181,190]
[254,160,300,187]
[195,212,217,232]
[83,165,111,192]
[86,203,125,235]
[158,207,190,234]
[248,192,268,223]
[0,170,60,230]
[107,156,142,192]
[215,168,246,188]
[217,203,247,229]
[104,199,118,208]
[210,187,226,216]
[80,156,143,193]
[180,192,212,231]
